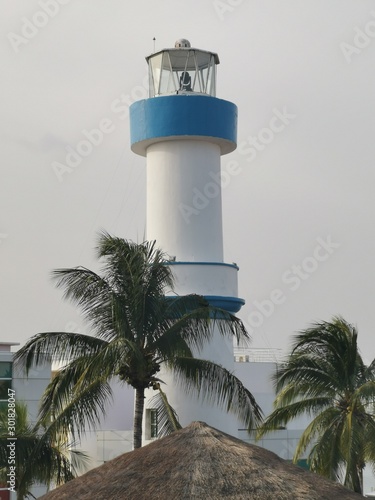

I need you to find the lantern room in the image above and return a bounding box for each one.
[146,39,220,97]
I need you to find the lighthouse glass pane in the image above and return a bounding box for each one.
[199,62,214,95]
[148,49,218,96]
[207,58,217,96]
[149,53,163,97]
[158,52,178,95]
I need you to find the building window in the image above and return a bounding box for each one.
[0,380,11,400]
[0,362,12,379]
[150,409,158,438]
[146,408,159,439]
[0,362,12,401]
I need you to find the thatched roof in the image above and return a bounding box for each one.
[39,422,362,499]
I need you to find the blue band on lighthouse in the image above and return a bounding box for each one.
[130,95,237,156]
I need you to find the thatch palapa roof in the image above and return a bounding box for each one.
[39,421,363,499]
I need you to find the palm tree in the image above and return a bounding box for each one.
[15,232,262,450]
[0,402,87,500]
[257,316,375,494]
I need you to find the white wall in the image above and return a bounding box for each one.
[76,380,134,469]
[234,358,310,461]
[0,344,51,499]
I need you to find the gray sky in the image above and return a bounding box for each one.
[2,0,375,361]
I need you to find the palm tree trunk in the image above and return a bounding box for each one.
[348,465,363,495]
[133,387,145,449]
[360,468,364,495]
[17,487,27,500]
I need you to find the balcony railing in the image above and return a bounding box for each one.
[234,347,283,363]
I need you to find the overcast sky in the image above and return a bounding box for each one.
[2,0,375,362]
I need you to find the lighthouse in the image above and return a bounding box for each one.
[130,39,244,437]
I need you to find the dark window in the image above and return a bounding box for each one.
[0,362,12,379]
[150,409,158,438]
[0,380,12,400]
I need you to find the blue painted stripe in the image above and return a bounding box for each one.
[204,295,245,313]
[130,95,237,156]
[165,295,245,314]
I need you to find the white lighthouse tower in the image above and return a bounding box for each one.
[130,39,244,437]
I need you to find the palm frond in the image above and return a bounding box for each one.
[38,368,113,440]
[274,355,340,396]
[294,406,343,462]
[307,417,345,482]
[0,402,88,496]
[352,379,375,405]
[363,415,375,464]
[52,267,123,341]
[96,233,174,297]
[148,386,182,438]
[153,296,249,356]
[14,331,107,373]
[263,316,375,494]
[16,232,262,454]
[173,357,263,431]
[257,396,331,439]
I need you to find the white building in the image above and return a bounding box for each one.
[235,347,310,466]
[0,342,51,500]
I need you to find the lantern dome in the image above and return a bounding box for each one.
[146,40,220,97]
